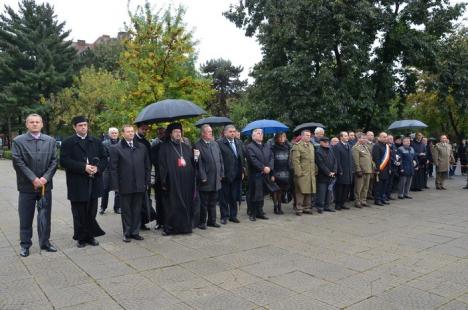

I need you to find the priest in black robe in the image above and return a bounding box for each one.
[158,123,196,236]
[411,133,427,191]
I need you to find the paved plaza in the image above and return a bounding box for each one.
[0,159,467,309]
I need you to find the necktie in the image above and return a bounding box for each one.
[129,141,133,148]
[230,140,238,157]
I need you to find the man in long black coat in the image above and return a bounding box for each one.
[134,123,156,230]
[411,133,427,191]
[194,125,224,229]
[60,116,107,247]
[333,132,354,210]
[158,123,196,236]
[245,128,274,221]
[315,137,337,212]
[110,125,151,242]
[151,127,166,229]
[217,125,245,224]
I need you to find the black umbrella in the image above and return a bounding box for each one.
[293,122,326,134]
[195,116,233,128]
[37,185,48,254]
[135,99,207,124]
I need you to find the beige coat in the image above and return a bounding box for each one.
[352,143,374,174]
[432,143,454,172]
[291,141,316,194]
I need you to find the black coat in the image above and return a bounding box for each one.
[245,141,274,202]
[372,142,391,179]
[60,135,108,202]
[217,137,245,183]
[333,142,354,184]
[134,133,151,152]
[315,146,337,183]
[109,140,151,194]
[194,139,224,192]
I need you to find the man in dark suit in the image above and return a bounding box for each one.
[100,127,120,214]
[333,131,354,210]
[110,125,151,242]
[60,116,108,248]
[194,125,224,229]
[315,137,337,213]
[217,125,245,224]
[372,132,391,206]
[12,114,58,257]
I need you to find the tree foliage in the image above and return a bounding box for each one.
[200,58,247,116]
[78,39,125,73]
[0,0,77,134]
[224,0,465,132]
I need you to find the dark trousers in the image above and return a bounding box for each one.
[154,184,165,226]
[219,179,240,220]
[199,191,218,225]
[120,192,143,237]
[101,172,120,211]
[315,181,331,210]
[19,191,52,248]
[71,199,99,242]
[334,183,351,208]
[247,200,265,217]
[374,178,389,203]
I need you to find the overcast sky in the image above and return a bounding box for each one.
[2,0,467,80]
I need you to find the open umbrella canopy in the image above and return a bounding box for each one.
[195,116,233,128]
[293,122,326,134]
[388,119,428,131]
[241,119,289,135]
[135,99,207,124]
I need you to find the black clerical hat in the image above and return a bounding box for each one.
[166,122,183,133]
[72,115,88,125]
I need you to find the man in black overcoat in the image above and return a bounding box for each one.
[194,125,224,229]
[245,128,274,221]
[333,132,354,210]
[315,137,337,213]
[217,125,245,224]
[60,116,107,248]
[110,125,151,242]
[372,132,391,206]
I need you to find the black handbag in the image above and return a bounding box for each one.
[263,175,280,193]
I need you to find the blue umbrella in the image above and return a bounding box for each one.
[388,120,428,131]
[241,119,289,135]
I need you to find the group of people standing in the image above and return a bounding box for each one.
[11,113,466,257]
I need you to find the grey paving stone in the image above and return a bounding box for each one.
[266,292,339,310]
[181,258,235,276]
[269,271,329,293]
[303,282,371,308]
[144,265,199,286]
[43,282,109,308]
[204,269,260,290]
[345,296,400,310]
[231,279,296,306]
[407,273,468,299]
[436,300,468,310]
[380,285,447,309]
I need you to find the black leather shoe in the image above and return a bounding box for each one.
[41,245,57,252]
[198,224,207,230]
[324,208,336,212]
[229,218,240,223]
[207,223,221,228]
[19,247,29,257]
[162,231,170,236]
[114,209,121,214]
[382,201,390,205]
[220,218,227,225]
[249,216,256,221]
[404,195,413,199]
[77,241,86,248]
[131,235,144,241]
[341,206,350,210]
[256,214,269,220]
[388,197,395,200]
[335,207,342,211]
[140,225,150,231]
[87,238,99,246]
[123,236,131,243]
[375,201,384,206]
[99,209,105,215]
[398,196,404,199]
[317,209,323,214]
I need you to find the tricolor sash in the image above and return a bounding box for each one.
[379,144,390,171]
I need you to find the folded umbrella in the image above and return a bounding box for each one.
[241,119,289,135]
[388,120,428,131]
[195,116,233,128]
[135,99,207,124]
[37,185,48,253]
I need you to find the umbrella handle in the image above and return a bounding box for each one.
[41,184,45,197]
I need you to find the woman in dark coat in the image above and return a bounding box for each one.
[270,133,290,214]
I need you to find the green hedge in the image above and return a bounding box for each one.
[2,150,12,159]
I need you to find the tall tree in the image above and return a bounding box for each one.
[200,58,247,116]
[0,0,77,137]
[78,38,125,73]
[224,0,465,131]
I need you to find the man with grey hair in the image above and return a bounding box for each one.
[312,127,325,147]
[195,125,224,229]
[245,128,274,221]
[100,127,120,214]
[217,124,245,224]
[12,114,58,257]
